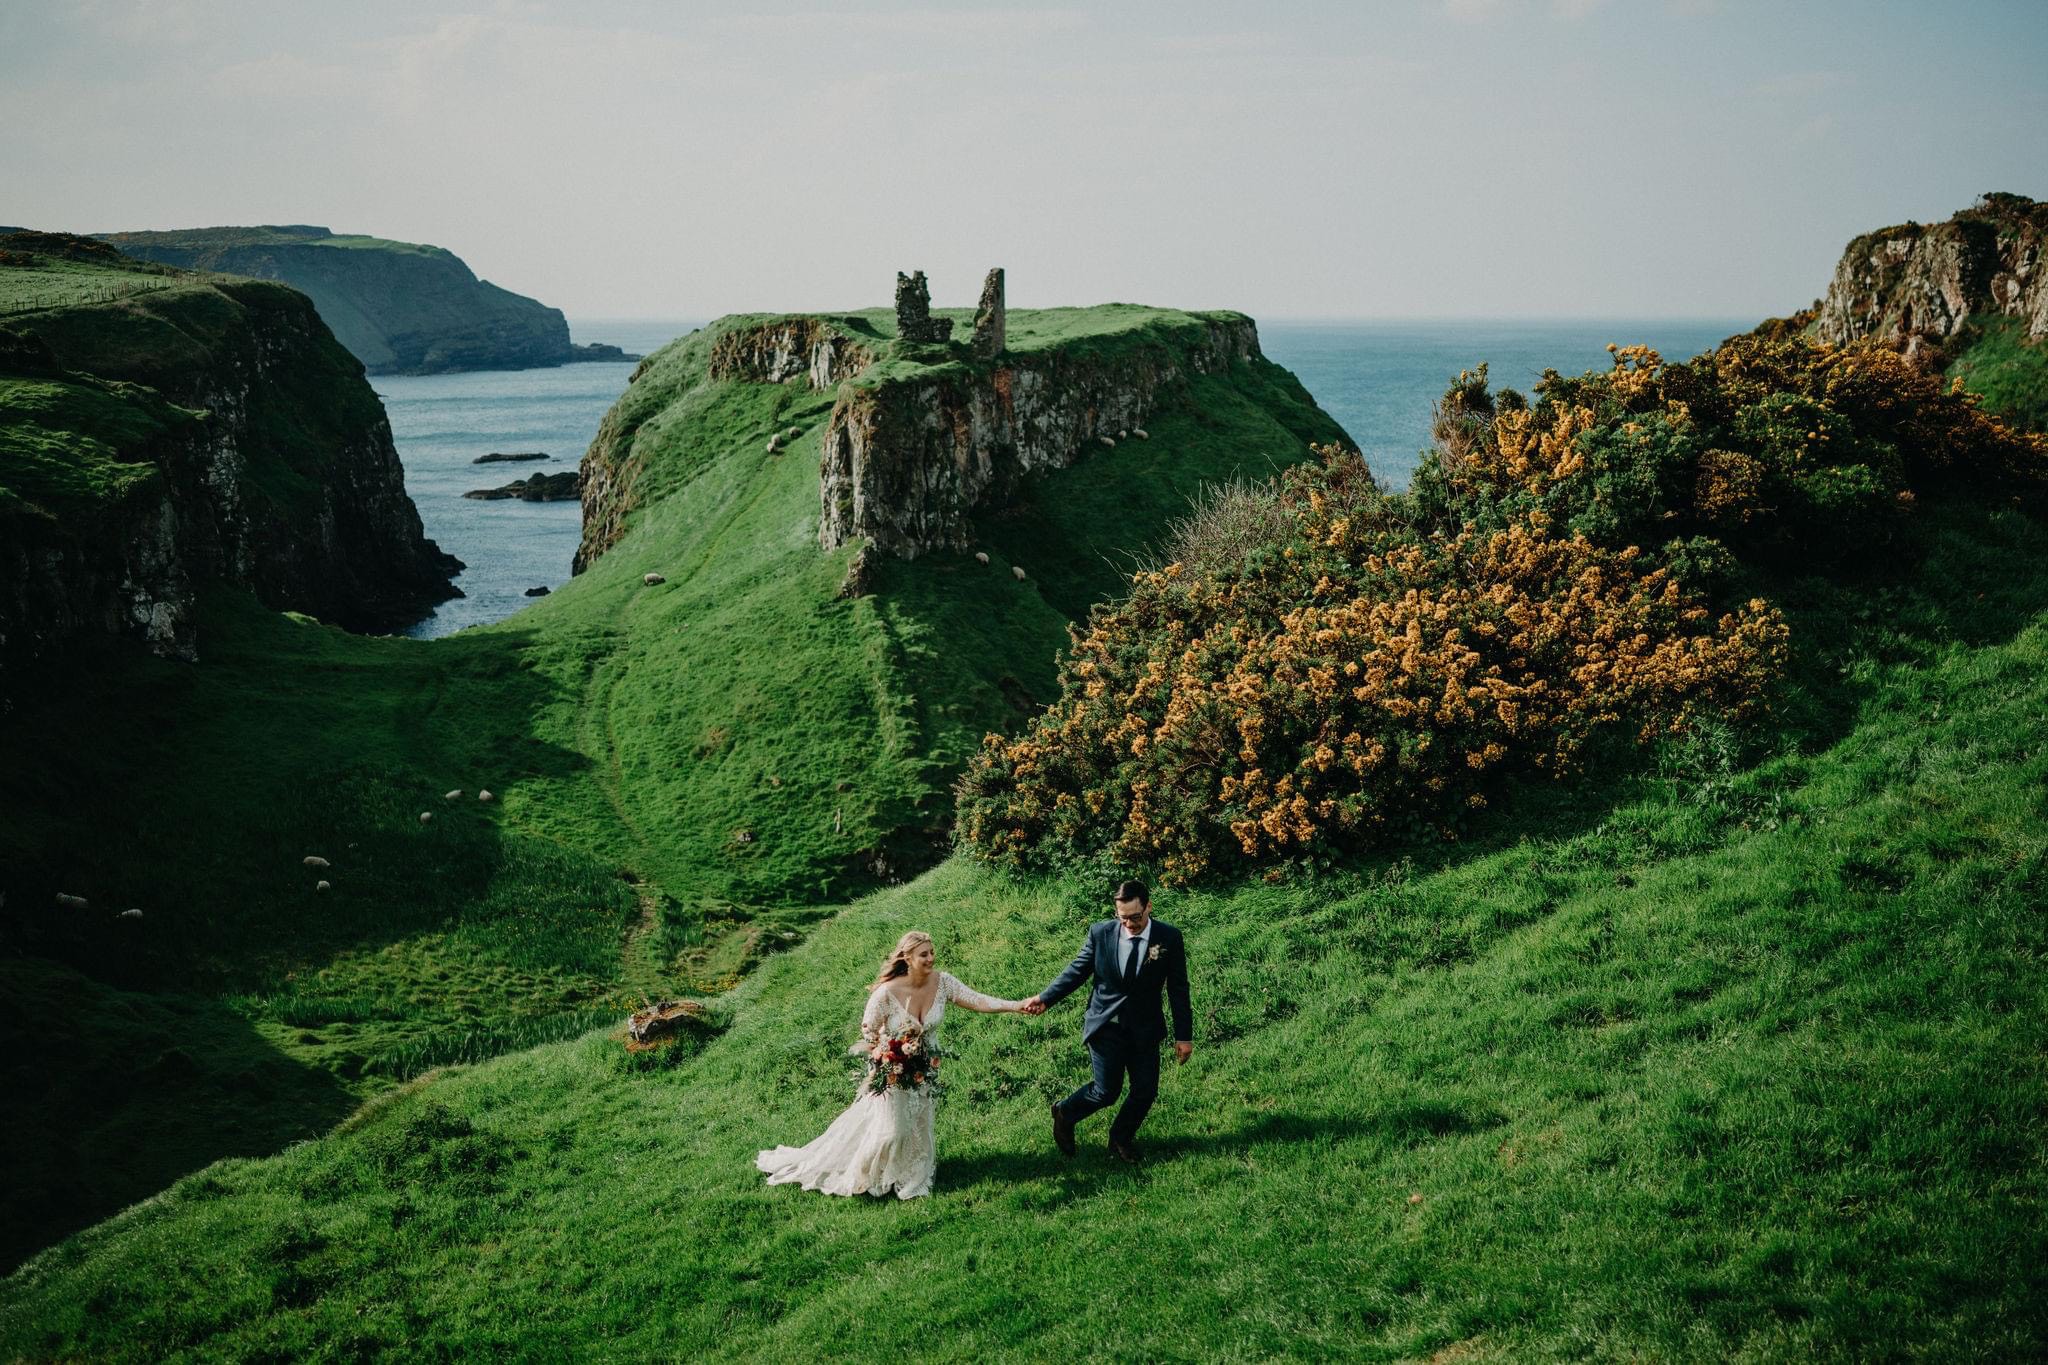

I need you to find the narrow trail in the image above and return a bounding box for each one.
[573,429,835,1000]
[616,885,672,1004]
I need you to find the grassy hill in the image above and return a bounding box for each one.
[2,498,2041,1360]
[0,303,1344,1268]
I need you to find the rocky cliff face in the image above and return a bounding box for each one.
[708,316,876,389]
[94,225,633,376]
[819,315,1260,557]
[0,236,459,694]
[1814,193,2048,360]
[573,316,879,571]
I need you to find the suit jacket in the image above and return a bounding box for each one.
[1041,918,1193,1047]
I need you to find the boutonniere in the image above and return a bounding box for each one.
[1147,943,1164,962]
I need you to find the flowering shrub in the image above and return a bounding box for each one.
[957,334,2045,884]
[1412,335,2046,562]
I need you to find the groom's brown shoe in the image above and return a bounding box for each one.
[1051,1103,1077,1157]
[1108,1138,1142,1164]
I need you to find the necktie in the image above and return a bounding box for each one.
[1125,933,1144,980]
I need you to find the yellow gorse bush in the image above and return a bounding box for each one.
[957,333,2046,884]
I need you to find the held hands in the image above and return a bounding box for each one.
[1017,995,1047,1016]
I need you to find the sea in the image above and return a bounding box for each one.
[384,317,1750,639]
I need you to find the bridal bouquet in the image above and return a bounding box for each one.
[861,1024,948,1097]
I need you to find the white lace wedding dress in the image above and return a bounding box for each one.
[756,972,1018,1200]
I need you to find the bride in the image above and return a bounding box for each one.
[757,930,1036,1200]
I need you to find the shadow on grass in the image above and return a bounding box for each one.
[940,1102,1502,1194]
[0,590,606,1269]
[0,960,362,1274]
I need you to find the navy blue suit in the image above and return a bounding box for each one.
[1043,918,1193,1144]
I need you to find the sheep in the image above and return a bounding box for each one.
[118,908,143,920]
[1133,428,1149,440]
[316,880,331,893]
[1012,565,1028,581]
[1098,435,1116,447]
[55,893,87,909]
[785,426,801,439]
[302,856,330,868]
[766,435,783,454]
[974,551,990,565]
[443,789,463,802]
[643,572,666,586]
[419,811,434,824]
[478,790,495,803]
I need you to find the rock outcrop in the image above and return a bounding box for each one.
[707,316,875,389]
[463,471,580,501]
[91,225,641,376]
[0,234,460,695]
[1813,193,2048,360]
[971,268,1006,359]
[819,313,1262,557]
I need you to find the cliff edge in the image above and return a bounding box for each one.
[93,225,635,376]
[1810,192,2047,429]
[0,233,460,693]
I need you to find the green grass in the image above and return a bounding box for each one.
[3,503,2041,1360]
[1948,315,2048,433]
[0,375,184,513]
[0,303,1341,1269]
[520,307,1343,905]
[0,595,653,1267]
[0,246,187,315]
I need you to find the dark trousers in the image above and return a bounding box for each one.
[1057,1030,1161,1144]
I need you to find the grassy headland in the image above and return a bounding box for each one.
[0,302,1343,1267]
[2,496,2042,1359]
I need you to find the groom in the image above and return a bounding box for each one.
[1022,880,1193,1163]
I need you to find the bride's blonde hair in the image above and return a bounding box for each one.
[871,931,935,990]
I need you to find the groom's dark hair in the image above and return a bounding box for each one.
[1113,879,1149,906]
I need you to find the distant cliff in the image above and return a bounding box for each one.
[94,225,635,376]
[1810,193,2047,429]
[0,233,460,694]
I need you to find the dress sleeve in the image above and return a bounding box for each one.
[941,972,1018,1013]
[858,987,890,1049]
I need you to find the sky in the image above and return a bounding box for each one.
[3,1,2044,321]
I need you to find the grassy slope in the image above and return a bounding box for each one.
[0,305,1340,1268]
[519,308,1346,905]
[1948,316,2048,433]
[4,503,2041,1361]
